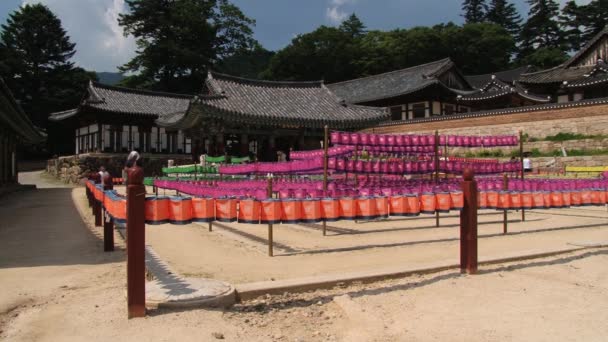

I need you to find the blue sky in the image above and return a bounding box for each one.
[0,0,592,72]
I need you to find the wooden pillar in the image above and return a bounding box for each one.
[126,164,146,318]
[267,175,274,257]
[103,175,114,252]
[93,175,102,227]
[322,126,329,236]
[216,134,225,156]
[434,131,440,227]
[519,130,525,222]
[1,133,6,184]
[503,173,508,234]
[241,133,249,157]
[460,168,478,274]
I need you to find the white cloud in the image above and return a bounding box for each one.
[21,0,136,72]
[325,0,357,25]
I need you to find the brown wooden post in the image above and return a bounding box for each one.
[460,168,478,274]
[443,142,448,179]
[434,131,440,227]
[126,165,146,318]
[267,174,274,257]
[94,176,102,227]
[103,175,115,252]
[322,125,329,236]
[503,173,508,234]
[519,130,525,222]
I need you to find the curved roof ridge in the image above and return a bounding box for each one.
[327,58,453,86]
[466,65,531,78]
[520,63,566,77]
[208,70,323,88]
[90,81,195,99]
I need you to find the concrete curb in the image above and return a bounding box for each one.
[235,245,606,301]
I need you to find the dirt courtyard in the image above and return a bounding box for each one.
[102,185,607,284]
[1,171,607,341]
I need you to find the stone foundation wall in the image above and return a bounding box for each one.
[366,103,608,140]
[529,155,608,169]
[46,153,194,184]
[448,138,608,156]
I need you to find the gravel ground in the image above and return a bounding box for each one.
[1,171,607,341]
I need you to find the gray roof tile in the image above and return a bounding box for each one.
[325,58,472,103]
[161,72,387,129]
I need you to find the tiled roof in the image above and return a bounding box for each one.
[376,96,608,127]
[49,81,194,121]
[518,64,595,84]
[465,66,532,89]
[566,72,608,88]
[458,78,550,103]
[0,77,45,143]
[159,72,388,129]
[326,58,474,103]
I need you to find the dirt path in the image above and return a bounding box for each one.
[1,171,607,341]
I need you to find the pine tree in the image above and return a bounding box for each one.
[0,4,88,128]
[339,14,366,38]
[119,0,256,93]
[462,0,488,23]
[486,0,522,37]
[559,1,583,51]
[577,0,608,46]
[519,0,562,60]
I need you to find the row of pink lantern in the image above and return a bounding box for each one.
[331,158,521,175]
[330,131,518,147]
[354,145,436,153]
[290,146,354,160]
[219,158,324,175]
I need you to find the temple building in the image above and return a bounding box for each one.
[459,66,551,110]
[0,78,45,186]
[49,82,194,155]
[326,58,477,121]
[326,58,550,123]
[519,26,608,102]
[50,72,387,161]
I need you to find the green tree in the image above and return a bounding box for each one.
[520,46,568,69]
[261,24,362,83]
[0,4,91,128]
[581,0,608,44]
[215,42,274,79]
[519,0,562,60]
[486,0,522,37]
[119,0,256,93]
[560,0,608,51]
[559,1,584,51]
[339,13,367,38]
[446,22,516,74]
[462,0,488,23]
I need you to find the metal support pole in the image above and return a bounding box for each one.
[126,165,146,318]
[519,130,525,222]
[103,176,114,252]
[460,168,478,274]
[322,125,329,236]
[267,175,274,257]
[503,173,508,234]
[434,131,440,227]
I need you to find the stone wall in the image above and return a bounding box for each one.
[365,103,608,139]
[448,138,608,156]
[46,153,194,184]
[527,155,608,169]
